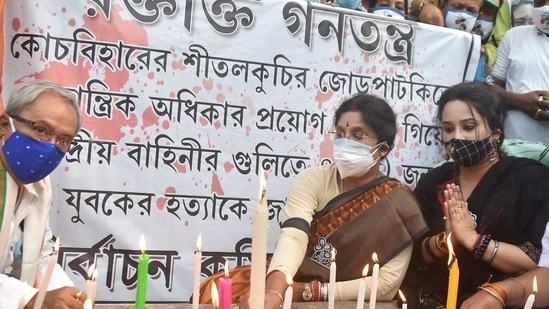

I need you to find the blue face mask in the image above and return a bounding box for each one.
[444,5,479,32]
[2,130,66,183]
[336,0,362,10]
[371,6,406,20]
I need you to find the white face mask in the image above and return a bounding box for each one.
[532,5,549,34]
[371,7,406,20]
[444,5,479,32]
[471,17,494,41]
[333,138,382,179]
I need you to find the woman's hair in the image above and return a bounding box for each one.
[436,81,506,145]
[334,93,397,148]
[6,79,82,134]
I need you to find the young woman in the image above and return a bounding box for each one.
[402,82,549,308]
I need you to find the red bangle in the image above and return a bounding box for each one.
[310,280,320,302]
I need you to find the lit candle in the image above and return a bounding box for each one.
[524,276,537,309]
[282,273,293,309]
[134,235,149,309]
[356,264,369,309]
[83,299,92,309]
[249,168,269,308]
[399,289,407,309]
[368,253,379,309]
[218,259,232,309]
[193,234,202,309]
[33,238,59,309]
[211,281,219,309]
[328,248,336,309]
[446,233,459,309]
[86,263,96,305]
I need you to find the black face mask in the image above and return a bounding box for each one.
[444,137,492,167]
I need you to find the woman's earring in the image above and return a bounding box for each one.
[489,139,499,161]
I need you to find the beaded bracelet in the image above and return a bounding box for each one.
[473,234,492,260]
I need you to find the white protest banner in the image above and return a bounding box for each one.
[2,0,479,302]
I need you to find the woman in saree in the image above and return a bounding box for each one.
[401,82,549,308]
[234,93,428,309]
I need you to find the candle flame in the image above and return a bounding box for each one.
[398,289,407,303]
[211,281,219,308]
[87,263,95,279]
[259,167,267,203]
[533,276,538,293]
[224,259,229,278]
[139,235,146,255]
[286,272,293,286]
[196,234,202,252]
[54,237,60,253]
[447,233,455,266]
[372,252,378,263]
[330,248,336,261]
[362,264,369,277]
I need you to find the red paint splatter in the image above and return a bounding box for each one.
[211,173,225,195]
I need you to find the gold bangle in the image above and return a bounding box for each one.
[510,277,527,298]
[478,286,505,307]
[482,283,508,303]
[265,289,284,303]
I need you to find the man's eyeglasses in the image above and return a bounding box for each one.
[329,130,377,142]
[9,114,74,152]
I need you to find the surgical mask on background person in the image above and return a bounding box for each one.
[2,118,66,183]
[471,17,495,41]
[444,5,479,32]
[336,0,362,10]
[532,5,549,34]
[444,137,492,167]
[371,7,406,20]
[333,138,382,178]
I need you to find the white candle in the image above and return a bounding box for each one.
[249,168,269,308]
[83,299,93,309]
[399,289,407,309]
[328,248,336,309]
[524,276,537,309]
[368,253,379,309]
[356,264,369,309]
[282,273,293,309]
[33,238,59,309]
[192,234,202,309]
[86,263,96,305]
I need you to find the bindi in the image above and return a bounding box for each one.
[346,122,349,127]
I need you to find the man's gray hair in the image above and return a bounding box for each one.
[5,79,82,135]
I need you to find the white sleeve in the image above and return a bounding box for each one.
[538,222,549,267]
[0,274,39,308]
[490,28,512,82]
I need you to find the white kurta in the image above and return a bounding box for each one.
[0,173,73,308]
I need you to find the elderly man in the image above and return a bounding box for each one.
[0,80,87,308]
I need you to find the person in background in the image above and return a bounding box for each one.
[0,80,86,308]
[233,94,427,309]
[485,0,534,69]
[401,82,549,308]
[365,0,408,19]
[490,0,549,146]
